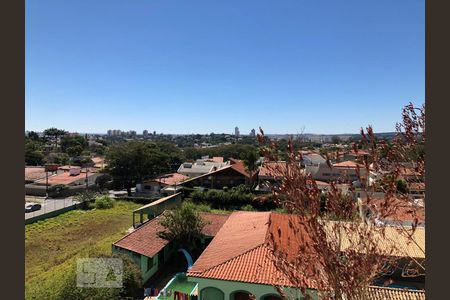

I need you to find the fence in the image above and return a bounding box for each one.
[25,196,78,225]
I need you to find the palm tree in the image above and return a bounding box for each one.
[241,149,259,187]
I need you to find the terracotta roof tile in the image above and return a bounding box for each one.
[34,171,96,186]
[188,211,425,287]
[258,162,287,178]
[113,215,168,258]
[151,173,189,186]
[333,161,365,168]
[113,212,230,258]
[366,286,425,300]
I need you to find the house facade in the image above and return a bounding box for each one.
[113,212,230,283]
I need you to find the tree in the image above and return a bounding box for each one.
[106,141,182,195]
[25,139,44,165]
[43,128,67,151]
[240,148,259,186]
[158,201,207,251]
[61,135,88,156]
[27,131,40,141]
[257,102,425,300]
[331,136,341,145]
[95,173,113,191]
[43,152,70,165]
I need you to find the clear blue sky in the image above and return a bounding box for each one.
[25,0,424,135]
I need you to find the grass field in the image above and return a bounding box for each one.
[25,201,141,300]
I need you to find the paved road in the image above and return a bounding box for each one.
[25,196,79,220]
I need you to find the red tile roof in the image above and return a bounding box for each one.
[152,173,189,186]
[229,158,251,177]
[258,161,287,178]
[34,171,96,186]
[408,182,425,191]
[364,197,425,224]
[187,211,316,288]
[113,212,230,258]
[188,211,424,288]
[333,161,365,168]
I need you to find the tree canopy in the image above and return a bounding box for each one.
[105,141,183,195]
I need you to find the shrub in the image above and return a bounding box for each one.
[94,195,115,209]
[74,190,98,210]
[240,204,255,211]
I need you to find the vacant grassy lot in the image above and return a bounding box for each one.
[25,201,141,300]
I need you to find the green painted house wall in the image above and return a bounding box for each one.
[112,243,178,284]
[187,277,318,300]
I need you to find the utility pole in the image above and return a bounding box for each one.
[45,170,49,199]
[85,166,88,189]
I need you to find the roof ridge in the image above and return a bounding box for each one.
[189,244,266,275]
[367,286,425,293]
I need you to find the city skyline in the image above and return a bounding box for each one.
[26,0,424,134]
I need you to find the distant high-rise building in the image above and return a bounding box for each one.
[250,129,256,137]
[234,126,240,138]
[143,130,148,136]
[129,130,136,136]
[107,130,113,136]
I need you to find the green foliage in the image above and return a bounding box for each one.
[183,144,258,161]
[240,148,259,173]
[74,190,98,210]
[25,201,141,300]
[61,135,88,155]
[44,152,70,165]
[396,179,409,194]
[158,201,206,251]
[43,128,68,150]
[95,195,115,209]
[71,155,93,167]
[95,174,113,190]
[105,141,183,195]
[48,184,69,196]
[27,131,41,141]
[66,145,84,157]
[50,252,142,300]
[240,204,256,211]
[189,185,257,209]
[25,139,44,165]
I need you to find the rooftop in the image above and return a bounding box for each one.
[333,160,366,168]
[188,211,425,287]
[34,170,96,186]
[149,173,189,186]
[25,167,47,182]
[113,212,230,258]
[366,286,425,300]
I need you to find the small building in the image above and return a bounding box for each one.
[306,160,369,184]
[181,159,252,190]
[112,212,230,283]
[136,173,189,198]
[33,169,98,187]
[178,157,228,178]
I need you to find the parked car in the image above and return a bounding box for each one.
[25,203,42,213]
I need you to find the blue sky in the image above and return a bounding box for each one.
[25,0,424,135]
